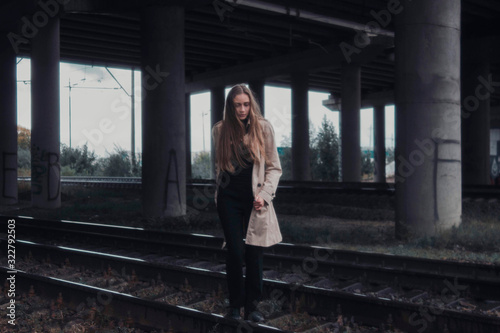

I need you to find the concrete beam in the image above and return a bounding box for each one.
[361,90,395,108]
[186,40,391,93]
[232,0,394,37]
[323,90,395,111]
[64,0,212,13]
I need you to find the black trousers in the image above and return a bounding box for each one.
[217,184,263,311]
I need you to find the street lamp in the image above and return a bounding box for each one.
[201,110,209,152]
[67,78,78,148]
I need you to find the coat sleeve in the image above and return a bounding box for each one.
[258,120,282,205]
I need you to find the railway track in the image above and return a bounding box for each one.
[3,237,500,332]
[17,177,500,200]
[1,215,500,332]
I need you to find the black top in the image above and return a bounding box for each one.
[226,146,253,190]
[221,118,254,190]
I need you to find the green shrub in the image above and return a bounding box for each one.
[192,151,211,179]
[60,144,97,175]
[97,146,141,177]
[61,165,76,176]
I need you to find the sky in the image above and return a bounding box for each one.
[16,58,395,157]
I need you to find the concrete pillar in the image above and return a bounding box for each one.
[492,106,500,129]
[131,68,137,173]
[141,5,185,217]
[291,72,310,181]
[31,17,61,209]
[462,39,490,185]
[211,86,225,125]
[341,63,361,182]
[373,104,386,183]
[0,35,18,205]
[210,86,225,178]
[395,0,461,237]
[185,93,192,180]
[249,80,265,116]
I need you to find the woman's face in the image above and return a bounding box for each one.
[233,93,251,121]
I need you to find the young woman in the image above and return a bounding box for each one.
[212,84,282,322]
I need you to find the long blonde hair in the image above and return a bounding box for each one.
[216,84,266,173]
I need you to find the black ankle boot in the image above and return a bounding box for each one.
[225,307,241,320]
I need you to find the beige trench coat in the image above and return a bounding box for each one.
[212,118,282,247]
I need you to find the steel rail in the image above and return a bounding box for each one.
[2,239,500,333]
[0,266,281,333]
[17,176,500,199]
[3,216,500,300]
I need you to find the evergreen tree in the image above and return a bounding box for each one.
[386,147,395,164]
[361,150,375,178]
[278,116,340,181]
[311,116,339,181]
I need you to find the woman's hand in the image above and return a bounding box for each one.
[253,195,265,210]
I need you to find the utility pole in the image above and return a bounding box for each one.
[131,68,136,169]
[68,78,73,148]
[202,111,209,152]
[105,66,136,169]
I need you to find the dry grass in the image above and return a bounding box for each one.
[2,185,499,264]
[278,212,500,264]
